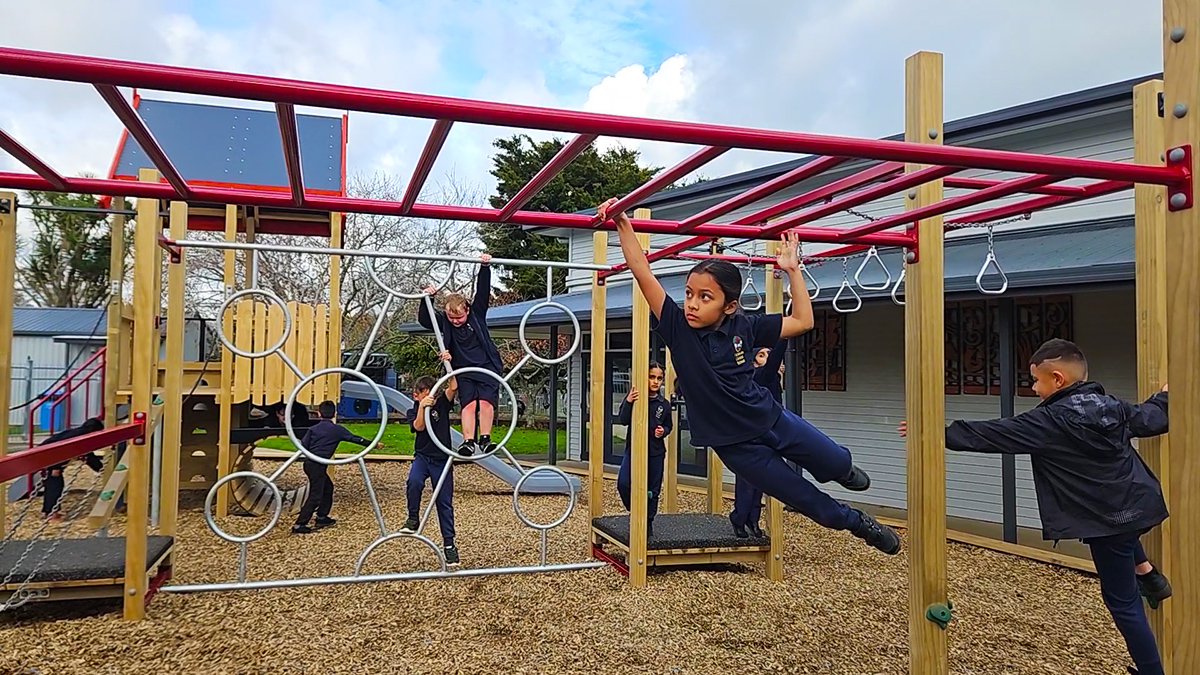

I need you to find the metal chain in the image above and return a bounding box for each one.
[1,480,42,549]
[842,207,877,222]
[946,213,1030,231]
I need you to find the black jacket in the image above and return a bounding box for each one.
[417,264,503,374]
[300,419,371,461]
[944,381,1168,542]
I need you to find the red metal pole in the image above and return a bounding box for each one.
[732,161,902,226]
[758,165,960,237]
[591,145,729,226]
[275,103,305,206]
[0,47,1182,186]
[677,155,849,232]
[497,133,597,221]
[943,176,1088,196]
[0,128,68,191]
[0,422,145,484]
[400,119,453,214]
[677,251,778,264]
[94,84,192,199]
[945,178,1132,224]
[599,234,714,280]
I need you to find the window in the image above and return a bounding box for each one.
[797,309,846,392]
[944,295,1073,397]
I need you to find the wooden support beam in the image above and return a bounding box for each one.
[123,168,159,621]
[903,51,949,675]
[628,222,652,587]
[215,205,237,517]
[1162,3,1200,669]
[327,211,343,401]
[1133,77,1174,667]
[103,197,126,431]
[662,347,678,513]
[763,240,785,582]
[587,231,608,536]
[706,451,724,514]
[0,192,16,526]
[159,200,187,566]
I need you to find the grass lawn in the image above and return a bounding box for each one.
[255,422,568,458]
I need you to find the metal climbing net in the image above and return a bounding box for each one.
[159,239,611,595]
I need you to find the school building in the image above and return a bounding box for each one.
[429,72,1155,557]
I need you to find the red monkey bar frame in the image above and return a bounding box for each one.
[0,45,1189,265]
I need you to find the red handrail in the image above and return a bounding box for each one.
[26,347,107,447]
[1,421,144,484]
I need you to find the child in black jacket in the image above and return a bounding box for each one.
[291,401,372,534]
[903,338,1170,675]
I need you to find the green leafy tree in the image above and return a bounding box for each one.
[18,190,130,308]
[478,135,660,300]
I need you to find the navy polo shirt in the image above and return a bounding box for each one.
[416,264,503,376]
[408,395,454,459]
[651,294,783,447]
[617,393,674,457]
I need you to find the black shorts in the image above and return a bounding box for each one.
[458,375,500,407]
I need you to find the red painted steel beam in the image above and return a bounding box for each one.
[599,235,713,279]
[0,47,1182,186]
[943,176,1088,196]
[94,84,191,199]
[0,128,68,191]
[732,162,902,226]
[401,119,453,214]
[275,103,305,206]
[677,155,849,232]
[840,173,1062,239]
[759,165,961,238]
[497,133,598,221]
[591,145,729,226]
[0,421,144,483]
[945,178,1132,225]
[677,251,777,265]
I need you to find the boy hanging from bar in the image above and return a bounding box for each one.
[419,254,504,456]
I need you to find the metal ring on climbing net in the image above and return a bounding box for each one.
[425,366,518,461]
[215,288,292,359]
[365,257,458,300]
[204,471,283,544]
[285,367,387,466]
[518,301,581,366]
[511,465,577,531]
[353,531,448,575]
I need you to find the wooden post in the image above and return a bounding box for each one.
[903,51,949,675]
[0,192,16,526]
[1133,78,1173,666]
[628,223,652,587]
[587,232,608,531]
[763,242,785,582]
[103,198,126,432]
[327,212,343,403]
[1161,3,1200,669]
[123,168,160,620]
[707,236,726,514]
[215,205,237,517]
[159,200,187,565]
[662,347,678,513]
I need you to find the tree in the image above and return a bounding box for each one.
[479,135,661,300]
[18,190,130,308]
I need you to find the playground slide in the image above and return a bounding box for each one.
[340,381,578,495]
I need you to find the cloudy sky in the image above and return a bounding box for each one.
[0,0,1166,208]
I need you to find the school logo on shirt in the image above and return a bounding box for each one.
[654,404,664,420]
[431,409,440,422]
[732,336,745,365]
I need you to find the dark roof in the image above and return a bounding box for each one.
[110,97,346,194]
[13,308,107,337]
[400,218,1133,332]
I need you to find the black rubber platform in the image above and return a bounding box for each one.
[592,513,769,550]
[0,536,173,584]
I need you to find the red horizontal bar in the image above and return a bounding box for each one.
[158,233,182,263]
[275,103,305,206]
[185,214,333,237]
[0,47,1177,185]
[677,251,777,265]
[732,162,902,226]
[946,178,1132,225]
[401,119,453,214]
[943,176,1087,196]
[592,145,728,226]
[600,234,712,279]
[0,128,67,191]
[498,133,597,221]
[760,165,961,238]
[841,173,1062,238]
[0,421,144,483]
[678,155,849,232]
[94,84,192,199]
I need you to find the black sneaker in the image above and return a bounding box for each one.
[731,517,748,539]
[837,465,871,492]
[291,523,313,534]
[400,517,419,533]
[478,434,497,454]
[851,509,900,555]
[444,545,460,567]
[456,439,476,457]
[314,517,337,529]
[1138,567,1172,606]
[747,523,764,539]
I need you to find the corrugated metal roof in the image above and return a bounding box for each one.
[12,307,108,337]
[403,218,1133,332]
[112,98,344,193]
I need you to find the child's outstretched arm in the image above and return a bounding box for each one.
[943,408,1063,454]
[472,254,492,316]
[775,231,815,338]
[417,288,436,330]
[600,198,665,318]
[444,375,458,402]
[1123,389,1168,437]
